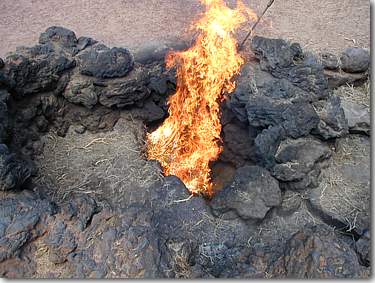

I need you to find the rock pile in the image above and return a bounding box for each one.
[0,27,370,279]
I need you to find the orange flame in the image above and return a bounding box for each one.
[147,0,257,197]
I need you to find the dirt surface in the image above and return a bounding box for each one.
[0,0,370,57]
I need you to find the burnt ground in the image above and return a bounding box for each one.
[0,0,370,57]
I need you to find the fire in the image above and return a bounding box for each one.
[147,0,257,197]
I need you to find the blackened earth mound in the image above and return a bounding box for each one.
[0,27,370,278]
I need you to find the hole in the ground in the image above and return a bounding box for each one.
[144,99,256,197]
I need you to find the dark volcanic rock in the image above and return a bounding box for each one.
[98,67,150,108]
[277,190,303,216]
[210,166,281,221]
[77,44,134,79]
[312,95,349,139]
[341,99,370,135]
[44,220,77,264]
[340,48,370,73]
[39,26,97,56]
[0,90,10,142]
[324,69,368,89]
[0,190,163,278]
[228,37,329,134]
[251,36,328,98]
[355,230,370,266]
[147,66,176,96]
[194,243,244,278]
[129,99,166,123]
[133,39,189,64]
[254,125,285,168]
[42,197,162,278]
[257,76,317,102]
[226,63,257,122]
[150,176,211,236]
[40,91,62,118]
[280,102,320,138]
[271,225,365,278]
[62,194,99,231]
[0,44,75,95]
[0,144,34,191]
[76,36,98,52]
[251,36,304,72]
[63,64,155,110]
[39,26,78,49]
[73,125,86,134]
[246,95,319,139]
[150,176,251,240]
[228,61,325,125]
[271,137,331,190]
[150,177,254,278]
[0,191,55,263]
[319,52,339,70]
[220,121,257,167]
[63,75,99,109]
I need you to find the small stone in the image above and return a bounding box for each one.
[254,125,285,168]
[220,121,257,167]
[63,75,99,109]
[129,99,166,124]
[324,69,368,89]
[76,36,98,52]
[74,125,86,134]
[251,36,328,97]
[312,95,349,139]
[35,115,49,132]
[340,48,370,73]
[246,95,319,139]
[278,190,302,215]
[320,52,339,70]
[39,26,78,48]
[0,144,34,191]
[98,122,107,129]
[77,44,134,79]
[271,137,332,190]
[98,67,150,108]
[341,99,370,135]
[133,40,189,64]
[210,165,281,221]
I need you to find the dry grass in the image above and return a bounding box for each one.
[166,241,193,278]
[318,135,370,232]
[34,117,163,206]
[334,79,370,108]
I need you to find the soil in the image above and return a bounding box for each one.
[0,0,370,57]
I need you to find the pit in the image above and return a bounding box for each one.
[0,11,370,280]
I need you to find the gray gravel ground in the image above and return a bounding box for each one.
[0,0,370,57]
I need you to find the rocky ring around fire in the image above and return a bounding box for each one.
[0,26,370,278]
